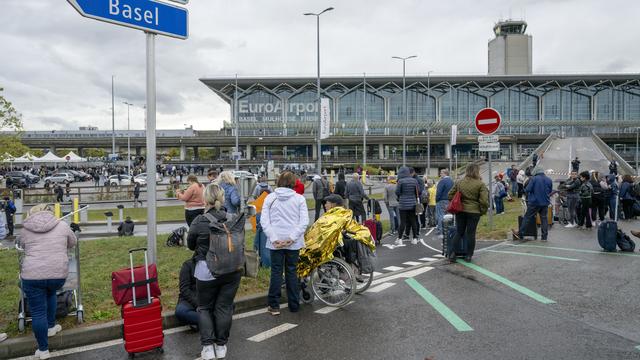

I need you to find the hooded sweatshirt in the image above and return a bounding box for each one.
[524,167,553,207]
[260,187,309,250]
[19,211,77,280]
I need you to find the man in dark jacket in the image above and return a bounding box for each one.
[564,172,580,227]
[117,216,135,236]
[571,157,580,172]
[435,169,454,237]
[312,175,329,221]
[54,183,64,203]
[133,182,142,207]
[175,259,199,327]
[395,167,421,245]
[345,173,368,222]
[512,167,553,241]
[333,172,347,199]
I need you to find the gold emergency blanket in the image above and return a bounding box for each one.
[297,207,375,278]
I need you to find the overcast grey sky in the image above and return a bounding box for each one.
[1,0,639,131]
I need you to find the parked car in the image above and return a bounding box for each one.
[134,173,162,185]
[44,172,74,184]
[233,170,257,181]
[75,170,93,181]
[5,171,33,188]
[108,175,145,186]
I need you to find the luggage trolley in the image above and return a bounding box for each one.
[17,206,88,332]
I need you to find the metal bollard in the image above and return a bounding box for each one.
[104,211,113,233]
[117,204,124,224]
[14,189,23,225]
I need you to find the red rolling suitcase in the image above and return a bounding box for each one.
[364,219,377,244]
[121,248,164,358]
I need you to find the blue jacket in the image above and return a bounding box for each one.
[619,182,634,200]
[525,173,553,206]
[436,176,454,202]
[221,182,241,214]
[395,167,420,210]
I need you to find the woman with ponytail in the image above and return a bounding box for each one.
[186,183,241,360]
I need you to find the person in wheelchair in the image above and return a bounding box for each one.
[323,195,358,264]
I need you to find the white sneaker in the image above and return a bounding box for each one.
[35,349,50,359]
[0,333,6,343]
[47,324,62,337]
[215,344,227,359]
[411,238,418,245]
[395,238,403,246]
[201,345,215,360]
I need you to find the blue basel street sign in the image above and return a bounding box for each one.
[68,0,188,39]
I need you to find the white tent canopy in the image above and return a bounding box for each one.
[1,153,14,162]
[63,151,86,162]
[13,152,37,163]
[37,152,64,163]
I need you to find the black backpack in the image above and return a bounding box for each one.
[616,230,636,252]
[321,179,330,197]
[166,226,187,247]
[204,213,246,277]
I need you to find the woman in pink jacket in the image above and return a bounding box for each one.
[177,174,206,226]
[19,204,77,359]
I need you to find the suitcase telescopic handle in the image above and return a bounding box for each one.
[128,248,152,307]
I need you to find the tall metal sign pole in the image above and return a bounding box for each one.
[363,72,367,168]
[111,75,116,156]
[475,108,502,231]
[68,0,189,264]
[392,55,417,167]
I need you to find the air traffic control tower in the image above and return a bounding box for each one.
[488,20,532,75]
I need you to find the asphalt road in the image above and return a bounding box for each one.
[539,137,610,181]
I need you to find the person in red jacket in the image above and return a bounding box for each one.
[294,172,305,195]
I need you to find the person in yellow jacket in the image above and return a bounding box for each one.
[427,179,437,228]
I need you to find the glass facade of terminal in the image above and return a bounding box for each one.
[207,77,640,138]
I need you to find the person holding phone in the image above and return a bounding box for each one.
[260,171,309,316]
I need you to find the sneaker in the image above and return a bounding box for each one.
[267,307,280,316]
[0,333,6,343]
[35,350,50,360]
[47,324,62,337]
[411,238,418,245]
[394,238,403,246]
[564,223,575,228]
[215,344,227,359]
[201,345,216,360]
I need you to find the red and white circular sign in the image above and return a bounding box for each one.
[65,156,71,161]
[475,108,502,135]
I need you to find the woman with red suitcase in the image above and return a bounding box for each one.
[187,183,242,360]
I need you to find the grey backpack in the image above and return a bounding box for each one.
[203,213,246,277]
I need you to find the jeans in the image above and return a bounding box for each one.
[397,209,418,240]
[578,199,593,228]
[21,278,66,351]
[451,212,481,258]
[185,209,204,227]
[519,205,549,240]
[175,301,199,326]
[427,205,436,227]
[609,196,618,220]
[567,194,579,225]
[436,200,449,235]
[268,249,300,311]
[494,196,504,214]
[196,271,242,346]
[510,180,518,196]
[386,204,400,233]
[254,215,271,267]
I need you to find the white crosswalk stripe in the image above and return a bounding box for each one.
[419,257,438,262]
[383,266,404,271]
[366,282,396,293]
[403,261,422,266]
[247,323,298,342]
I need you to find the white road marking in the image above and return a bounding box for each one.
[10,339,124,360]
[366,282,396,293]
[423,228,436,237]
[247,323,298,342]
[314,301,355,314]
[403,261,422,266]
[382,243,406,250]
[383,266,404,271]
[478,118,498,125]
[419,238,443,253]
[433,254,445,258]
[419,257,438,262]
[373,271,383,277]
[233,304,288,320]
[371,266,433,287]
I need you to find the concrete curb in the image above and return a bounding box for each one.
[0,292,271,359]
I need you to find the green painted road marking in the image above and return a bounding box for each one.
[405,278,473,332]
[509,244,640,257]
[636,345,640,351]
[458,260,555,305]
[485,249,581,262]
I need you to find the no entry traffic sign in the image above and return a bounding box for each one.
[475,108,501,135]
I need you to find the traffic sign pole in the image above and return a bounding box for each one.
[146,33,157,264]
[488,151,493,231]
[475,108,502,232]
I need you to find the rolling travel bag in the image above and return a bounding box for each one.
[121,248,164,358]
[517,215,538,240]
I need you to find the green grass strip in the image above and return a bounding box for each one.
[509,244,640,258]
[485,249,581,262]
[404,278,473,332]
[458,260,555,305]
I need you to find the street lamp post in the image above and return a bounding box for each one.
[305,7,334,174]
[234,74,239,171]
[636,127,639,176]
[111,75,116,157]
[123,101,133,176]
[426,70,433,177]
[392,55,417,167]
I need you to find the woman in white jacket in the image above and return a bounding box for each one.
[260,171,309,315]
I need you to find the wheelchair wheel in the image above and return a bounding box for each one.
[354,264,374,294]
[299,278,315,304]
[310,258,355,307]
